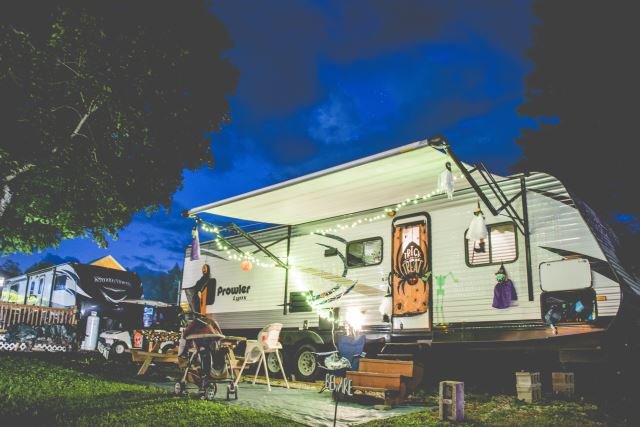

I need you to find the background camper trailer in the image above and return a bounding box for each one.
[0,260,148,351]
[181,137,640,382]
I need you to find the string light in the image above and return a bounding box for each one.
[196,220,278,268]
[193,173,464,268]
[310,173,463,235]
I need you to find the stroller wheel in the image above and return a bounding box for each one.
[203,383,217,401]
[174,382,185,396]
[227,384,238,400]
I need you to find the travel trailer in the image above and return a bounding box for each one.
[181,136,640,381]
[0,259,145,350]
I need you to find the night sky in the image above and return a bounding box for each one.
[3,0,538,274]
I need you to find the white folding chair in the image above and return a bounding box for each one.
[233,323,289,391]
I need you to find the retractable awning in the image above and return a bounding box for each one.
[189,139,477,225]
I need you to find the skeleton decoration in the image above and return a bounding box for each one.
[467,201,488,253]
[437,162,455,199]
[434,272,459,325]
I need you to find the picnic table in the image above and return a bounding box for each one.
[130,344,180,375]
[129,330,181,375]
[132,334,246,376]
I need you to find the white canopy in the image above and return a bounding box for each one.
[189,139,475,225]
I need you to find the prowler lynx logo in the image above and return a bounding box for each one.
[216,284,251,302]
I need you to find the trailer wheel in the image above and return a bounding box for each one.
[266,350,284,377]
[293,343,318,381]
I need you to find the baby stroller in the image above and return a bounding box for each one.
[174,313,239,401]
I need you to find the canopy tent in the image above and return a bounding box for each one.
[189,139,483,225]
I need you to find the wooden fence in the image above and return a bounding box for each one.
[0,302,77,331]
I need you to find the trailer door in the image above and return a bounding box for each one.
[390,213,432,332]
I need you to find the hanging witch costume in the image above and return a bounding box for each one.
[492,264,517,309]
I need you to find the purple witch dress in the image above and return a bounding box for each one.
[492,279,517,309]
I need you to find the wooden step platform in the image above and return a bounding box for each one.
[345,358,423,406]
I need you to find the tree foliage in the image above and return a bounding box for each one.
[0,1,237,253]
[139,263,182,304]
[0,259,21,277]
[516,1,639,264]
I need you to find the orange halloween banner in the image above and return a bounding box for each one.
[392,222,430,316]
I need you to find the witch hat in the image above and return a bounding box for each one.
[496,263,506,275]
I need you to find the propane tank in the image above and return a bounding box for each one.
[82,311,100,350]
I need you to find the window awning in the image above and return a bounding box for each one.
[189,139,481,225]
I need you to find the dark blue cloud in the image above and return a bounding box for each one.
[2,1,537,273]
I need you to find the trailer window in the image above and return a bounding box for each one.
[54,276,67,291]
[347,237,383,267]
[465,222,517,267]
[289,291,313,313]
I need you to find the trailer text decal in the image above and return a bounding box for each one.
[217,285,251,302]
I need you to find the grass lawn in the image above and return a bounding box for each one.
[362,391,629,427]
[0,353,301,426]
[0,352,633,426]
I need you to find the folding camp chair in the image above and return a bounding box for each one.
[316,333,366,393]
[233,323,289,391]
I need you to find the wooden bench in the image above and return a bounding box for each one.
[346,358,422,406]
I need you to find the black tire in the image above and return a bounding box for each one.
[266,350,285,377]
[174,381,185,396]
[293,343,319,381]
[226,384,237,401]
[204,383,217,401]
[113,341,127,356]
[160,343,175,354]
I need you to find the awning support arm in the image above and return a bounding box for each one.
[476,165,526,233]
[228,223,289,269]
[428,136,526,235]
[192,217,246,256]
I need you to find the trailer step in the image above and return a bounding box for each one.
[375,353,415,359]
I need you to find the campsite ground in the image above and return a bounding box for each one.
[0,352,631,426]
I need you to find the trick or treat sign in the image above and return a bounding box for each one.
[392,222,430,316]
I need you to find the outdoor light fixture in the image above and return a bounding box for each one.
[345,306,364,333]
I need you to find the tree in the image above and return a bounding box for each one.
[139,263,182,304]
[0,1,238,253]
[0,259,21,277]
[516,1,640,263]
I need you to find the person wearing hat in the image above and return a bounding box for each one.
[492,264,517,309]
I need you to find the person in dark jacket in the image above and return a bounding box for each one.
[184,264,214,313]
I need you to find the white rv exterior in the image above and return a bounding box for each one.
[181,138,639,379]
